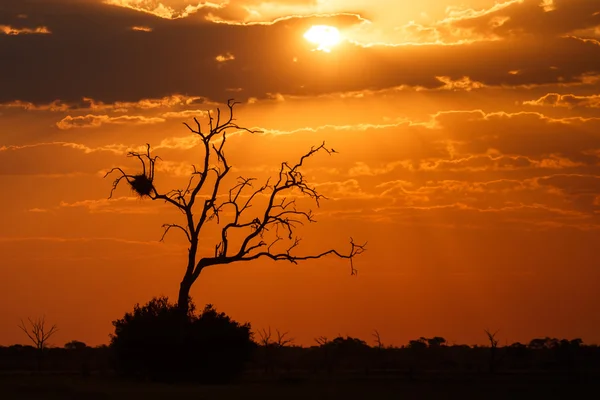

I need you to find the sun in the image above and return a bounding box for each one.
[303,25,341,53]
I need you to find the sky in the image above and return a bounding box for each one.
[1,0,600,348]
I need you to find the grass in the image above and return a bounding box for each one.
[1,371,598,399]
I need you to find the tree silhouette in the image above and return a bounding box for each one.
[372,330,384,349]
[18,316,58,371]
[110,297,254,382]
[257,327,294,373]
[18,316,58,351]
[484,329,500,373]
[64,340,87,351]
[105,99,366,314]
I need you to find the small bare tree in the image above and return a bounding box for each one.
[372,330,384,349]
[258,327,294,373]
[314,336,329,346]
[105,99,365,314]
[18,316,58,350]
[258,327,294,347]
[484,329,500,373]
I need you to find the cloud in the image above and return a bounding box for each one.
[78,95,211,112]
[383,0,600,47]
[161,110,209,119]
[348,161,409,177]
[56,114,165,129]
[0,100,71,112]
[436,76,486,91]
[0,25,50,35]
[0,95,211,114]
[0,141,128,176]
[215,52,235,62]
[415,153,584,172]
[313,179,375,200]
[0,141,126,155]
[523,93,600,108]
[540,0,557,12]
[2,0,597,103]
[564,35,600,46]
[0,235,167,245]
[131,25,153,32]
[59,196,163,214]
[27,208,49,213]
[103,0,225,19]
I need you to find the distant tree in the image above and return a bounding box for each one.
[257,327,294,373]
[18,316,58,351]
[407,337,427,350]
[372,330,384,349]
[427,336,447,347]
[317,336,371,371]
[105,99,365,314]
[64,340,87,351]
[18,316,58,371]
[64,340,91,377]
[110,296,254,383]
[570,338,583,348]
[258,327,294,348]
[528,337,547,350]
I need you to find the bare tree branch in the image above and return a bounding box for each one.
[258,327,272,347]
[373,330,384,349]
[18,316,58,350]
[104,99,365,312]
[275,329,294,347]
[160,223,191,242]
[315,336,329,346]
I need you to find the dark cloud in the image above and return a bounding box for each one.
[0,0,599,103]
[451,0,600,38]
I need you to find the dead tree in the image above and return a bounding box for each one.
[18,316,58,370]
[18,316,58,350]
[105,99,365,314]
[372,330,384,349]
[258,327,294,373]
[485,329,500,373]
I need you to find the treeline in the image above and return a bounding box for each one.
[3,297,599,383]
[2,335,599,376]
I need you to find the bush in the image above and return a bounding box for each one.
[110,296,255,383]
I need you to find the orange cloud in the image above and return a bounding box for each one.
[0,100,70,112]
[0,142,125,155]
[131,26,153,32]
[0,95,211,114]
[540,0,557,13]
[523,93,600,108]
[436,76,486,91]
[563,35,600,46]
[215,52,235,62]
[81,95,211,112]
[161,110,209,119]
[390,0,600,46]
[0,25,51,35]
[59,197,163,214]
[56,114,165,130]
[104,0,225,19]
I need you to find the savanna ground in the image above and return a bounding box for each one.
[1,371,598,400]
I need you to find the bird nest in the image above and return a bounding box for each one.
[129,174,154,197]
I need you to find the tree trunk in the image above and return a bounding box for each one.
[177,279,192,315]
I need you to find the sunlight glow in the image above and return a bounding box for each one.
[303,25,341,53]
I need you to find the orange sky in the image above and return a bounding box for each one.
[1,0,600,348]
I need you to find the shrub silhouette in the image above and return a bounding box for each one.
[110,296,254,383]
